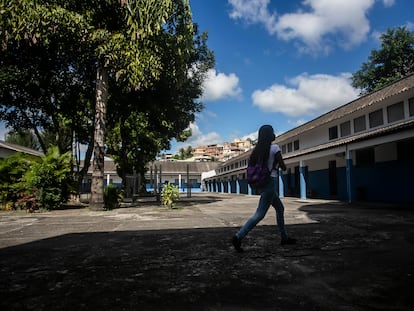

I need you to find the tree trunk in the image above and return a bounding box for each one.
[90,65,108,210]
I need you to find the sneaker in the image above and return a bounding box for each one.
[232,235,243,252]
[281,237,297,246]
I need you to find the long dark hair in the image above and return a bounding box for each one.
[249,125,275,165]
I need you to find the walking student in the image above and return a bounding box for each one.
[232,124,296,252]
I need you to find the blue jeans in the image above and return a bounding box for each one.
[236,177,288,240]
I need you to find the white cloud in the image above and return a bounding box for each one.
[252,73,359,117]
[241,131,258,141]
[382,0,395,7]
[228,0,277,32]
[228,0,378,54]
[371,30,383,42]
[405,22,414,31]
[200,69,242,101]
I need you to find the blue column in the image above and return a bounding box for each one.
[236,180,240,194]
[300,161,306,200]
[221,181,225,194]
[248,184,252,195]
[346,150,353,203]
[278,168,284,198]
[228,180,231,194]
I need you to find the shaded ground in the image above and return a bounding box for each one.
[0,194,413,310]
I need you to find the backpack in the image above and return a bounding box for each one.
[246,159,270,189]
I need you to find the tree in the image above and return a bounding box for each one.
[185,146,194,158]
[88,0,184,210]
[4,128,69,152]
[0,0,213,209]
[104,2,214,188]
[5,129,40,150]
[175,146,194,160]
[352,27,414,94]
[0,147,72,211]
[178,148,186,160]
[24,146,72,210]
[0,152,33,209]
[0,0,97,191]
[0,0,96,153]
[1,0,180,209]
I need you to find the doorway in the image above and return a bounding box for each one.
[329,160,338,197]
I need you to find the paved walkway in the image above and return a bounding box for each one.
[1,193,413,310]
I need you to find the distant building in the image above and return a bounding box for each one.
[193,139,253,162]
[163,153,174,160]
[80,157,122,193]
[145,160,220,192]
[80,157,220,196]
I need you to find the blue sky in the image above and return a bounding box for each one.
[1,0,413,156]
[167,0,414,153]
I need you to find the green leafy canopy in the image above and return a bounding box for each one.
[352,27,414,94]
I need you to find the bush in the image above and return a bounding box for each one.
[0,146,72,211]
[15,192,38,213]
[161,183,180,208]
[104,184,122,210]
[0,152,37,211]
[24,146,72,210]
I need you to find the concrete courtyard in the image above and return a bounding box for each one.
[1,193,413,310]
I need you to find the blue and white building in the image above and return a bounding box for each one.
[203,74,414,204]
